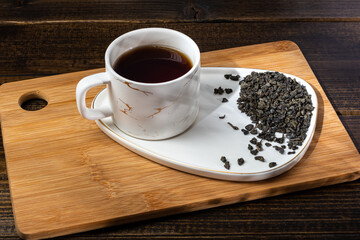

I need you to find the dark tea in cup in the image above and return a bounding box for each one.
[113,45,192,84]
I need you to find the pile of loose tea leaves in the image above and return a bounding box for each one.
[237,71,314,149]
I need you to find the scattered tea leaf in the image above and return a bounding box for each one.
[224,161,230,170]
[229,75,240,81]
[214,87,224,95]
[224,74,231,79]
[250,137,257,145]
[250,149,259,155]
[255,156,265,162]
[227,122,239,130]
[245,124,254,131]
[225,88,233,94]
[250,129,258,135]
[269,162,277,168]
[241,129,249,135]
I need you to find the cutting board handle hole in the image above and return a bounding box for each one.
[19,91,48,111]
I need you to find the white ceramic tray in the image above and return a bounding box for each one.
[92,67,318,181]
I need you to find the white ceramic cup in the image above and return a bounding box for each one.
[76,28,201,140]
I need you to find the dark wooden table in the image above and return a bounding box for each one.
[1,1,360,239]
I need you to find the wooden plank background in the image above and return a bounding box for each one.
[1,0,360,239]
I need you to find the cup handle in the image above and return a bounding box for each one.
[76,72,112,120]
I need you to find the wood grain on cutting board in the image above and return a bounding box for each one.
[0,41,359,240]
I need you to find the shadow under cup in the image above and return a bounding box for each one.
[104,28,201,140]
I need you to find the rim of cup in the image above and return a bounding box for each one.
[105,27,201,86]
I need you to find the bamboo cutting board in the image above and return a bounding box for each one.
[1,41,360,240]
